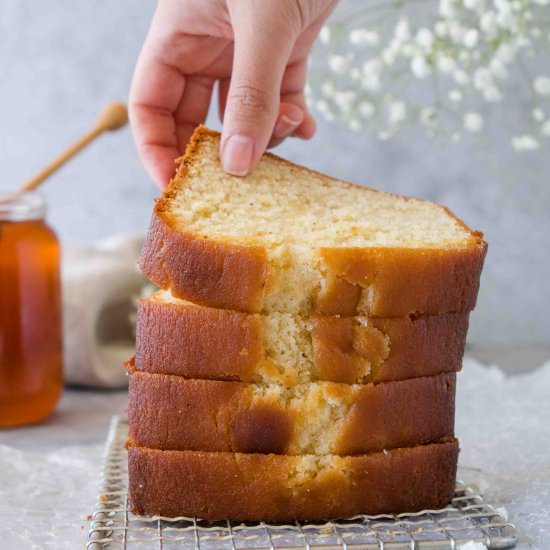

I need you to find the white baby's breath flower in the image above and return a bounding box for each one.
[364,31,381,46]
[496,10,515,30]
[416,28,434,49]
[533,76,550,96]
[495,0,512,17]
[401,43,415,58]
[473,67,493,91]
[359,101,375,118]
[411,56,431,78]
[349,118,361,131]
[480,11,498,35]
[350,29,380,46]
[464,112,484,132]
[319,27,331,45]
[464,0,485,12]
[495,43,517,63]
[333,91,355,110]
[362,59,382,75]
[394,18,411,42]
[512,135,540,150]
[516,35,531,48]
[532,109,545,122]
[454,69,470,86]
[312,0,547,152]
[439,0,457,18]
[315,100,330,114]
[420,107,438,127]
[361,59,383,92]
[449,89,463,102]
[361,75,381,93]
[321,81,335,97]
[463,29,479,48]
[483,86,502,102]
[435,21,448,37]
[490,58,509,80]
[448,20,466,43]
[382,48,397,65]
[437,55,456,74]
[328,55,349,74]
[378,130,391,141]
[388,100,407,124]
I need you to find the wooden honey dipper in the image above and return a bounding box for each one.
[19,102,128,193]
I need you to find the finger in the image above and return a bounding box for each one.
[279,92,317,140]
[279,59,316,140]
[268,103,305,148]
[218,78,230,122]
[221,81,313,147]
[174,74,216,156]
[129,53,186,188]
[221,61,315,148]
[130,3,229,188]
[221,0,300,176]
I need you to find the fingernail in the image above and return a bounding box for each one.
[273,115,302,138]
[221,134,254,176]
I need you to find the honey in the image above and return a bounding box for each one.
[0,193,63,427]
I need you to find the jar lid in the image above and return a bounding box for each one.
[0,192,46,221]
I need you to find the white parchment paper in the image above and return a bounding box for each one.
[0,359,548,549]
[456,359,550,549]
[0,443,102,549]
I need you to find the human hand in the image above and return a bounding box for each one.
[129,0,337,187]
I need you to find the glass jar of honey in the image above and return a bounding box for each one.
[0,192,63,427]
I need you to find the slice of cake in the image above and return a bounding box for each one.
[127,371,455,455]
[140,127,486,316]
[135,290,468,385]
[128,440,459,521]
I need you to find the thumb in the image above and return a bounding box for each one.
[221,1,299,176]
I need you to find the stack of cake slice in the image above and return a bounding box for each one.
[127,126,486,522]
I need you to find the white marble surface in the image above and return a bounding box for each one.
[0,359,549,549]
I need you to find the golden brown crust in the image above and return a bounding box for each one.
[127,372,455,455]
[135,297,467,384]
[135,297,264,382]
[128,439,459,521]
[315,245,487,317]
[311,313,468,384]
[139,212,269,312]
[139,126,487,316]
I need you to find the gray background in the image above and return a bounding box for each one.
[1,0,548,367]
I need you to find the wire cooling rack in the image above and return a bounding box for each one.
[87,416,518,550]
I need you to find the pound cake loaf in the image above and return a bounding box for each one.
[136,290,468,385]
[129,125,485,521]
[128,439,459,521]
[128,371,455,455]
[140,127,486,317]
